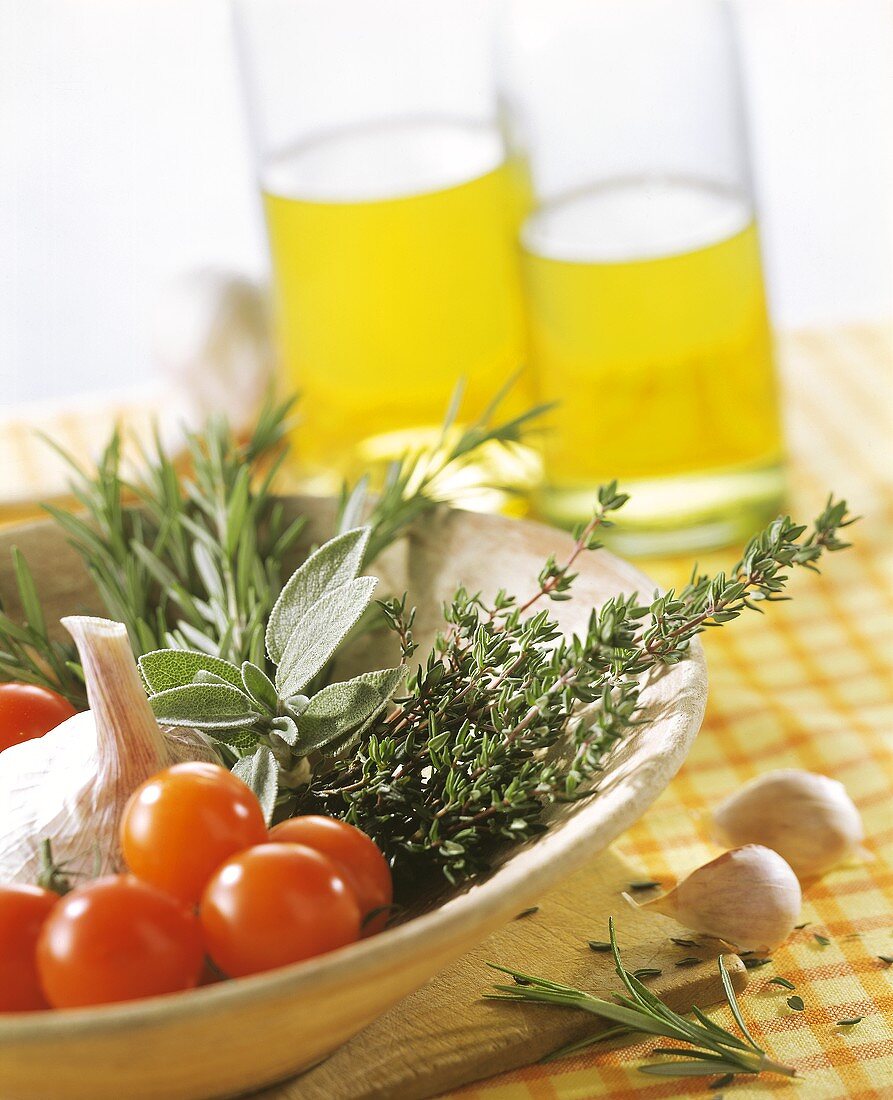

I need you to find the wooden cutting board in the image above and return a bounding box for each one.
[256,846,746,1100]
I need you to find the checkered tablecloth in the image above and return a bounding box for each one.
[447,326,893,1099]
[3,325,891,1099]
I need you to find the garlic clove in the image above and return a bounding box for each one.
[710,769,864,879]
[633,845,802,952]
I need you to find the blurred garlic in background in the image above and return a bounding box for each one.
[152,269,274,437]
[711,769,865,879]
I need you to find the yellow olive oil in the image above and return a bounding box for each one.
[520,179,785,550]
[263,120,536,505]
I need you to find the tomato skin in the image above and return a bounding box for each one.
[0,885,58,1012]
[0,682,77,752]
[200,843,361,978]
[120,762,268,905]
[269,815,392,935]
[36,875,204,1009]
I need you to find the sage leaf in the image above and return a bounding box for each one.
[271,715,299,746]
[241,661,278,712]
[149,683,261,731]
[266,527,371,664]
[140,649,243,693]
[194,669,239,688]
[233,745,278,824]
[284,694,310,719]
[226,729,260,754]
[275,575,378,697]
[296,667,403,753]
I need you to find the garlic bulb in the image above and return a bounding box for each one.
[711,769,864,878]
[633,845,802,952]
[152,269,273,434]
[0,617,218,885]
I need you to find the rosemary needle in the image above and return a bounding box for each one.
[485,917,797,1081]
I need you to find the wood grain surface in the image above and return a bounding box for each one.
[259,846,746,1100]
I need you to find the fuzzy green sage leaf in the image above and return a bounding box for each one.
[139,649,243,693]
[275,575,378,698]
[241,661,278,712]
[266,526,370,665]
[149,682,261,732]
[296,667,403,753]
[233,745,278,824]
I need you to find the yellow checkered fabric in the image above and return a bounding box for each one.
[447,327,893,1098]
[2,325,890,1098]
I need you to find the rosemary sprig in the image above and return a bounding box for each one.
[40,394,303,672]
[486,917,797,1081]
[337,378,553,564]
[308,492,853,886]
[0,549,85,705]
[0,386,546,705]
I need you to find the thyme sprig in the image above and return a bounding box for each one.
[306,492,852,886]
[486,917,797,1081]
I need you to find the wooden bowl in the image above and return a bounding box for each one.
[0,501,707,1100]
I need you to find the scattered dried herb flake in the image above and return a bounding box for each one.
[787,995,805,1011]
[768,977,796,991]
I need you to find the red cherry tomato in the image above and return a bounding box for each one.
[37,875,204,1008]
[0,682,77,752]
[120,762,268,905]
[269,815,392,935]
[0,884,58,1012]
[200,843,361,977]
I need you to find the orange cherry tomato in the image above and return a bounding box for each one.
[0,682,77,752]
[0,884,58,1012]
[37,876,204,1009]
[120,762,268,905]
[269,815,392,935]
[200,843,361,978]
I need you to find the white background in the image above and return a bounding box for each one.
[1,0,891,406]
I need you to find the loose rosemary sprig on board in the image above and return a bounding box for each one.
[486,917,797,1081]
[307,493,853,886]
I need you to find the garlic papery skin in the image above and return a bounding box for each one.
[635,845,802,952]
[0,616,218,885]
[711,769,864,879]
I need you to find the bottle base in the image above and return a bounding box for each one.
[536,461,787,556]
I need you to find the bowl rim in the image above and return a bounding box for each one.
[0,504,707,1042]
